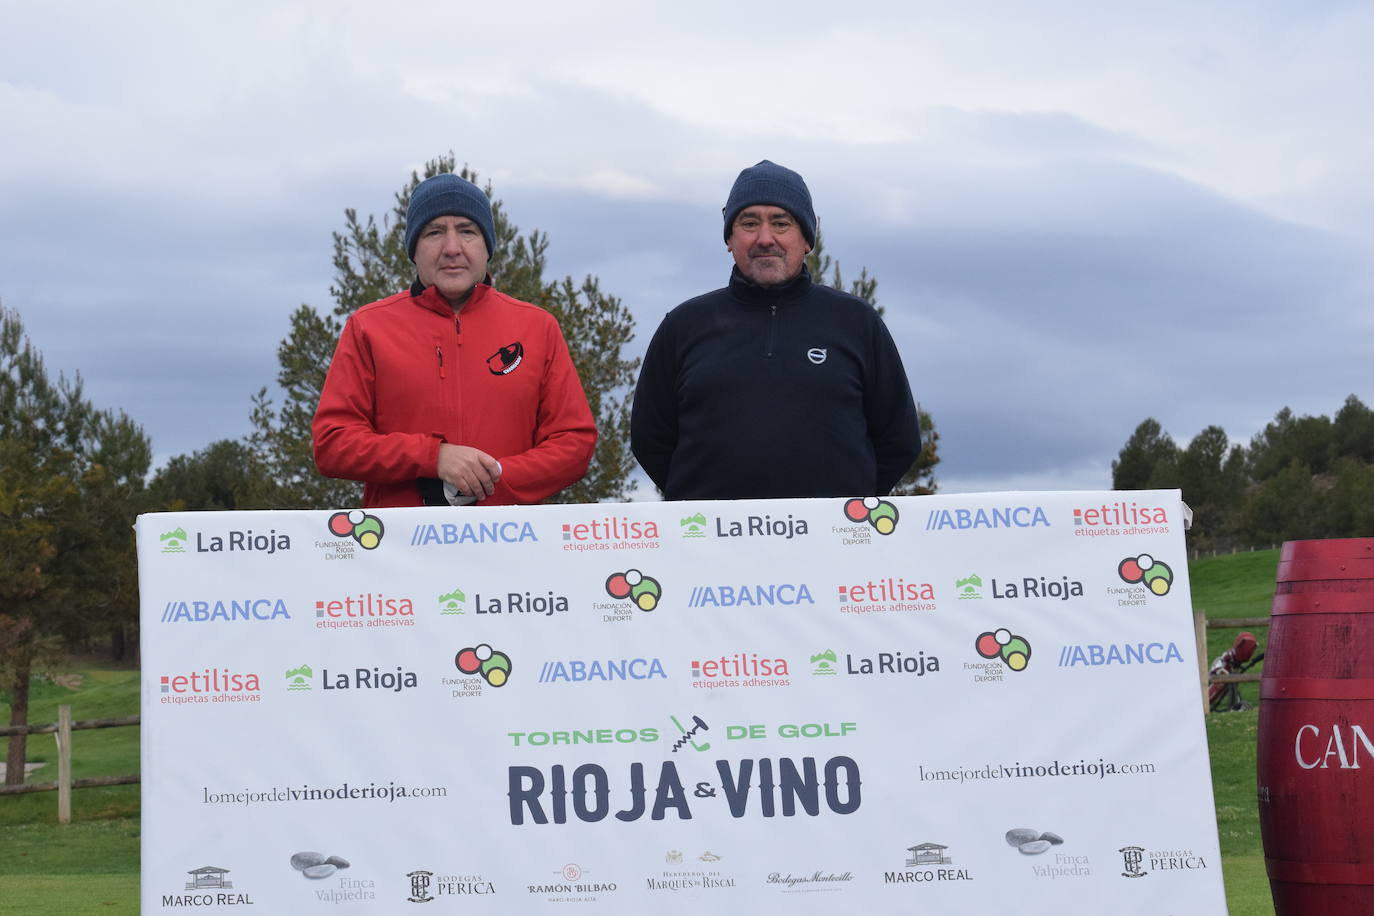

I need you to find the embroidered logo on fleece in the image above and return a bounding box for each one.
[487,341,524,375]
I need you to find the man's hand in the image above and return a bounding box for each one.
[437,443,502,500]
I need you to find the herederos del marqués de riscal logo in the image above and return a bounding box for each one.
[456,644,512,687]
[1117,554,1173,596]
[327,510,384,550]
[605,569,662,611]
[843,497,899,535]
[975,629,1032,672]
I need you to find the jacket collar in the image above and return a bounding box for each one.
[409,277,495,317]
[727,264,813,306]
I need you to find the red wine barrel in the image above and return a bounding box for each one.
[1258,538,1374,915]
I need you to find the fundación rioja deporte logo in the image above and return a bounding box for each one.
[327,510,384,550]
[456,644,512,687]
[1117,554,1173,596]
[842,497,899,535]
[605,569,662,611]
[975,629,1032,672]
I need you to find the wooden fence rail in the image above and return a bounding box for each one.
[0,706,140,822]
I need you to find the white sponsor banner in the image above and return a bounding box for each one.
[138,490,1226,914]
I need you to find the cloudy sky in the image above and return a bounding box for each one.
[2,1,1371,495]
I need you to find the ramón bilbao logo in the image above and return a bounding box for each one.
[842,498,900,535]
[327,510,384,550]
[604,569,662,611]
[1117,554,1173,597]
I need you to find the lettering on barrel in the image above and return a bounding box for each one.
[1294,724,1374,769]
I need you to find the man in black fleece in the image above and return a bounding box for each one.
[631,160,921,500]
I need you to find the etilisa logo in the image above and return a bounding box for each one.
[159,668,262,705]
[326,511,384,550]
[925,505,1050,531]
[160,527,188,553]
[561,515,660,552]
[163,865,253,908]
[314,590,415,630]
[843,497,900,535]
[1071,499,1170,537]
[836,576,935,614]
[690,652,790,688]
[975,629,1033,672]
[687,582,814,608]
[160,597,290,624]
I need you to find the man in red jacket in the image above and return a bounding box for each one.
[313,172,597,508]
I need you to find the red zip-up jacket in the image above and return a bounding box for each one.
[313,281,597,507]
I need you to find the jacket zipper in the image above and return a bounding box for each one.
[766,305,777,358]
[435,346,445,379]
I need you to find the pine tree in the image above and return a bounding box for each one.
[248,154,638,506]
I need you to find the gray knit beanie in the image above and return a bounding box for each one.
[722,160,817,247]
[404,173,496,260]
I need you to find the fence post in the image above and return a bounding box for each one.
[1193,609,1209,715]
[56,704,71,824]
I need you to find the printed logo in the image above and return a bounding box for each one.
[670,714,711,752]
[287,850,351,881]
[811,649,838,676]
[455,644,513,687]
[407,870,433,904]
[160,598,290,624]
[306,665,419,693]
[1071,500,1170,536]
[314,591,415,629]
[562,515,660,552]
[159,668,262,705]
[487,341,524,375]
[1117,846,1209,877]
[528,862,618,899]
[955,574,982,600]
[679,513,707,538]
[537,657,667,683]
[163,865,253,907]
[975,629,1032,672]
[160,527,188,553]
[438,588,466,615]
[709,513,808,540]
[1007,829,1090,880]
[188,528,291,556]
[646,851,736,892]
[836,576,935,613]
[285,664,312,691]
[1120,847,1145,878]
[473,589,569,617]
[409,520,537,546]
[807,347,827,364]
[687,583,814,608]
[925,506,1049,531]
[842,497,899,535]
[326,511,384,550]
[605,569,662,611]
[1295,723,1374,769]
[841,650,939,678]
[1006,827,1064,856]
[690,652,790,688]
[1117,554,1174,596]
[1058,641,1184,667]
[883,842,973,884]
[769,868,856,891]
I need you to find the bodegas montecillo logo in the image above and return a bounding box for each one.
[326,510,384,550]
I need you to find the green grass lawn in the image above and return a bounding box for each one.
[2,554,1285,914]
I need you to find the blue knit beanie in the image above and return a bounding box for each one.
[404,173,496,260]
[722,160,816,247]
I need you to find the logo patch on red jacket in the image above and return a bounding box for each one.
[487,341,524,376]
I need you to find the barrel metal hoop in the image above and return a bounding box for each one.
[1267,857,1374,885]
[1261,678,1374,700]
